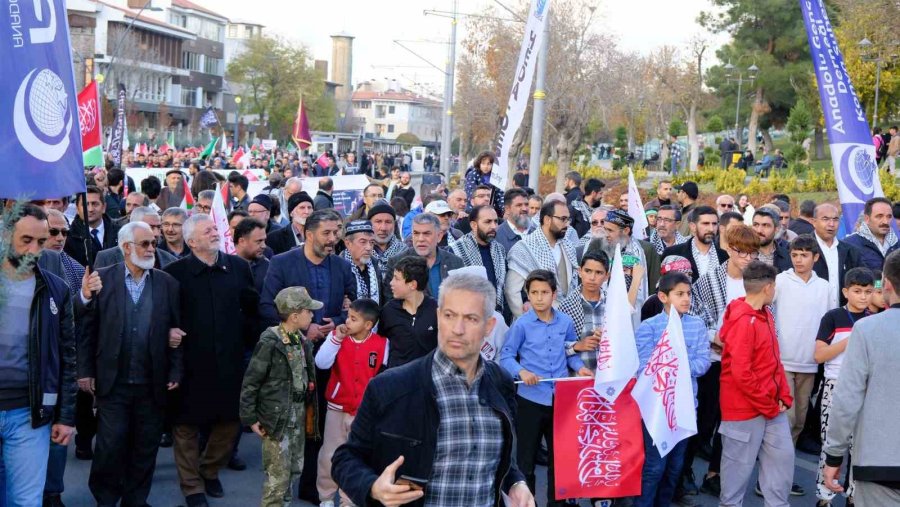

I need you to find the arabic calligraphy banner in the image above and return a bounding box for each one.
[553,378,644,500]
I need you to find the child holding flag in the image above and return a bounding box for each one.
[499,269,592,507]
[634,272,711,507]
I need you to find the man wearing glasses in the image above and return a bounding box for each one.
[77,221,183,507]
[812,203,862,308]
[716,194,736,217]
[506,199,579,318]
[94,208,177,270]
[649,205,688,256]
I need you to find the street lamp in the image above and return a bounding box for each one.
[724,60,759,149]
[233,96,242,149]
[858,38,898,128]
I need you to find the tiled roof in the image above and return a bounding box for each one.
[172,0,228,21]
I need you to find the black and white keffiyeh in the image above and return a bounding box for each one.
[340,250,382,304]
[571,199,593,224]
[649,229,689,255]
[691,238,720,277]
[371,235,408,266]
[449,232,506,308]
[855,222,898,256]
[508,230,583,331]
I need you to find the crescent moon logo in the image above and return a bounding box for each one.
[13,68,73,163]
[839,144,876,200]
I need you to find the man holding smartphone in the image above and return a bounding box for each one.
[332,271,534,507]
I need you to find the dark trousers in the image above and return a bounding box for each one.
[75,390,97,451]
[297,366,329,501]
[687,361,722,475]
[44,443,68,495]
[516,396,566,507]
[636,425,688,507]
[89,383,164,507]
[173,421,239,497]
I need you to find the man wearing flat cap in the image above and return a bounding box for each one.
[267,192,315,256]
[341,220,387,305]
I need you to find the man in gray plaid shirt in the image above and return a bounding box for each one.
[332,272,534,507]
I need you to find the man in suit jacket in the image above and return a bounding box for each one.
[266,191,314,256]
[662,205,728,283]
[313,177,335,211]
[77,222,182,507]
[64,186,120,267]
[812,203,863,308]
[93,206,177,270]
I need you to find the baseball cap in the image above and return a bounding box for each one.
[674,181,699,200]
[275,287,323,315]
[424,200,453,215]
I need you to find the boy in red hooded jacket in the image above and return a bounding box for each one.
[718,261,794,506]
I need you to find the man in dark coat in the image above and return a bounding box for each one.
[313,177,335,211]
[163,214,257,507]
[78,222,183,507]
[662,205,729,283]
[332,272,532,507]
[812,203,863,307]
[267,192,315,256]
[65,186,120,267]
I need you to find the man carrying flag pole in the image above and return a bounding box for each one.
[632,273,709,507]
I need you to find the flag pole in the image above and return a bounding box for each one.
[79,193,96,273]
[514,376,595,384]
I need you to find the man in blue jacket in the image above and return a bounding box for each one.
[844,197,899,272]
[332,271,534,507]
[0,204,80,506]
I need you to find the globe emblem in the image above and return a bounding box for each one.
[28,69,69,139]
[853,149,876,190]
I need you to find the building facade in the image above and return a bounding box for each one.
[351,80,442,143]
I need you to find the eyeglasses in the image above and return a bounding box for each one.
[49,228,69,237]
[731,248,759,259]
[655,217,677,224]
[129,239,158,249]
[719,203,734,209]
[552,216,572,223]
[195,205,211,213]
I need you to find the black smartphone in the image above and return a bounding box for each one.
[397,475,429,490]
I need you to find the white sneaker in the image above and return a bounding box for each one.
[319,501,335,507]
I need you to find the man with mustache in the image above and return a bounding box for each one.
[0,204,78,506]
[163,214,257,507]
[845,197,899,272]
[383,213,465,300]
[496,188,535,254]
[259,209,357,503]
[662,205,729,283]
[450,205,507,312]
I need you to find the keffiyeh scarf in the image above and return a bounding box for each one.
[649,229,689,255]
[856,222,898,257]
[509,230,583,332]
[449,232,506,308]
[372,235,407,265]
[571,199,593,224]
[341,250,382,304]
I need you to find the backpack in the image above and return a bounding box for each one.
[874,135,886,160]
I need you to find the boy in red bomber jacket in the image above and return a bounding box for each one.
[718,261,794,507]
[313,298,388,507]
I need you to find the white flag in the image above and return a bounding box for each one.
[593,248,640,402]
[632,306,697,457]
[493,0,552,189]
[210,184,236,255]
[627,168,649,240]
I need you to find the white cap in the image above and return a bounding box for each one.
[449,265,488,280]
[424,200,453,215]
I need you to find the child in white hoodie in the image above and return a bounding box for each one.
[773,234,830,445]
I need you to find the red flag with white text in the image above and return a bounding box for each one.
[554,378,644,500]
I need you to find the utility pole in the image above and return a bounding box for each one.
[528,17,549,191]
[440,0,458,180]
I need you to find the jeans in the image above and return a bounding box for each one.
[634,425,687,507]
[1,407,51,507]
[44,443,68,495]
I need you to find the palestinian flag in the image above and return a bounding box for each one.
[180,178,194,210]
[77,81,103,167]
[200,137,218,159]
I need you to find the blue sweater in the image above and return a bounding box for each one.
[635,311,711,405]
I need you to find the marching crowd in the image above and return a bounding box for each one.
[2,148,900,507]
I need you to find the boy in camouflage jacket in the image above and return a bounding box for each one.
[240,287,319,507]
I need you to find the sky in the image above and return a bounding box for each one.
[214,0,728,95]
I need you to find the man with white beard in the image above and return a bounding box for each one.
[77,221,183,507]
[576,206,613,257]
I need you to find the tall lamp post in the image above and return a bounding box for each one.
[723,60,759,150]
[858,38,898,129]
[233,96,242,149]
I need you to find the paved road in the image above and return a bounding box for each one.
[60,434,845,507]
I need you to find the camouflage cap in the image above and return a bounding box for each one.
[275,286,323,314]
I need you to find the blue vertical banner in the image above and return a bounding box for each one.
[0,0,86,199]
[800,0,887,235]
